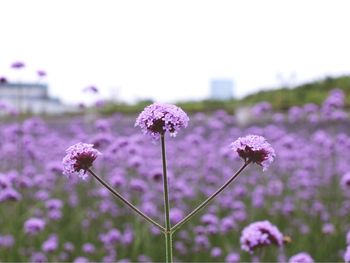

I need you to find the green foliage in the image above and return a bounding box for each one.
[241,75,350,109]
[96,75,350,115]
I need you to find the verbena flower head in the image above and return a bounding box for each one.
[135,103,189,139]
[289,252,314,263]
[240,220,283,253]
[62,143,101,179]
[231,135,275,170]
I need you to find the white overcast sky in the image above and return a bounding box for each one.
[0,0,350,104]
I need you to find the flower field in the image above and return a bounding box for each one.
[1,89,350,262]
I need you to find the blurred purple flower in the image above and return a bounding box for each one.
[45,198,63,210]
[138,255,152,262]
[130,179,147,193]
[346,230,350,245]
[240,220,283,253]
[35,190,50,201]
[83,85,99,93]
[201,213,219,226]
[11,61,25,69]
[174,241,188,255]
[73,257,89,263]
[220,217,236,233]
[37,70,47,77]
[122,228,134,245]
[211,247,222,257]
[62,142,101,179]
[345,246,350,263]
[231,135,276,170]
[64,242,75,252]
[322,223,335,234]
[24,218,45,235]
[42,234,58,252]
[0,76,7,83]
[0,188,22,202]
[341,172,350,188]
[30,252,47,263]
[0,234,15,248]
[251,101,272,116]
[323,88,345,109]
[135,103,189,139]
[82,243,95,254]
[169,208,184,225]
[48,209,62,221]
[289,252,314,263]
[95,99,105,108]
[194,235,210,250]
[225,252,240,263]
[100,228,122,246]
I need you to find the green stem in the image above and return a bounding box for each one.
[161,134,173,263]
[88,169,165,232]
[171,161,250,233]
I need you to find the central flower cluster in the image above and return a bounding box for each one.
[135,103,189,139]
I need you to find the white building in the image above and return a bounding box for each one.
[0,82,74,114]
[210,79,234,100]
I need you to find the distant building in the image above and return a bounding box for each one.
[0,82,72,114]
[210,79,234,100]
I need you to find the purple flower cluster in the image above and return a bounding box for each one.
[240,220,283,253]
[135,103,189,139]
[231,135,276,170]
[62,143,101,179]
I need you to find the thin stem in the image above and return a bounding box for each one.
[88,169,165,232]
[171,161,250,233]
[161,134,173,263]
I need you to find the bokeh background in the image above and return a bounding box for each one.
[1,1,350,262]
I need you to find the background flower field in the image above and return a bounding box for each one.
[1,90,350,262]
